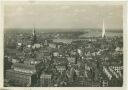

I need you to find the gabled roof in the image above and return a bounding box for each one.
[13,62,36,71]
[6,69,34,76]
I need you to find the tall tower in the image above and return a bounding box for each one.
[32,26,37,44]
[33,26,36,36]
[102,19,106,38]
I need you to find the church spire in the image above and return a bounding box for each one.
[32,25,37,44]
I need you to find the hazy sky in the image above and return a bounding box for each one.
[4,2,123,30]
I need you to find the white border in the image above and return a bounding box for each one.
[0,1,127,90]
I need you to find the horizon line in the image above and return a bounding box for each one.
[4,27,123,31]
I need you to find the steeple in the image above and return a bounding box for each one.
[32,26,37,44]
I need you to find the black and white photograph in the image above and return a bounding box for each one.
[3,1,124,87]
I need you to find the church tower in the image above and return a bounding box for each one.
[32,26,37,45]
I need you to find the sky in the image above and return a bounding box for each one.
[4,2,123,30]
